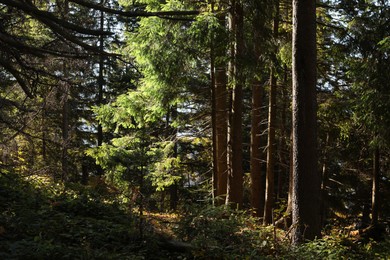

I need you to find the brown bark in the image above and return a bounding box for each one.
[264,67,277,224]
[226,0,243,208]
[214,13,228,204]
[250,5,266,217]
[250,79,265,216]
[264,1,279,225]
[291,0,321,244]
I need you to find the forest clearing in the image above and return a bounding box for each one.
[0,0,389,258]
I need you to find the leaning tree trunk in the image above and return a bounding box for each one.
[291,0,321,245]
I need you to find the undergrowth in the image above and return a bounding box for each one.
[1,171,389,259]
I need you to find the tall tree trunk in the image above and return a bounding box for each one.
[264,1,279,225]
[291,0,321,245]
[264,68,277,224]
[61,83,69,181]
[250,7,266,218]
[371,147,380,225]
[226,0,243,208]
[96,4,105,176]
[213,12,228,205]
[60,0,70,182]
[250,79,264,216]
[211,28,217,204]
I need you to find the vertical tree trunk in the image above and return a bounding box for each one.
[264,67,277,224]
[42,99,47,162]
[250,78,264,216]
[371,147,380,225]
[250,2,268,218]
[213,13,228,205]
[169,105,179,211]
[291,0,321,245]
[60,0,70,182]
[96,3,105,176]
[264,1,279,225]
[61,84,69,181]
[320,133,329,228]
[226,0,243,208]
[211,27,217,203]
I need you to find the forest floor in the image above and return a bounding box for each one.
[1,171,389,259]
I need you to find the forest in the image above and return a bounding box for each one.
[0,0,389,258]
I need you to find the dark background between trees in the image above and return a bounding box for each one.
[0,0,389,258]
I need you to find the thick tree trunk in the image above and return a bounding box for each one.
[226,0,243,208]
[291,0,321,245]
[250,78,264,216]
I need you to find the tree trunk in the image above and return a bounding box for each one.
[61,77,69,182]
[264,67,277,224]
[214,13,228,205]
[264,1,279,225]
[169,105,179,211]
[250,3,268,218]
[226,0,243,208]
[371,147,380,225]
[96,4,104,176]
[291,0,321,245]
[250,78,264,217]
[320,133,330,228]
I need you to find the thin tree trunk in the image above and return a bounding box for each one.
[226,0,243,208]
[371,147,380,225]
[169,105,179,211]
[264,1,279,225]
[211,24,217,204]
[61,83,69,181]
[291,0,321,245]
[96,3,104,176]
[320,133,329,228]
[264,67,277,224]
[60,0,70,182]
[214,13,228,205]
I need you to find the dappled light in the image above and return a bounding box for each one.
[1,0,389,258]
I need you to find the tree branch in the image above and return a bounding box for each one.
[68,0,200,17]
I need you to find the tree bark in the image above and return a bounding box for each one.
[291,0,321,245]
[214,13,228,205]
[264,67,277,224]
[264,1,279,225]
[226,0,243,208]
[371,147,380,225]
[250,78,264,216]
[96,2,105,176]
